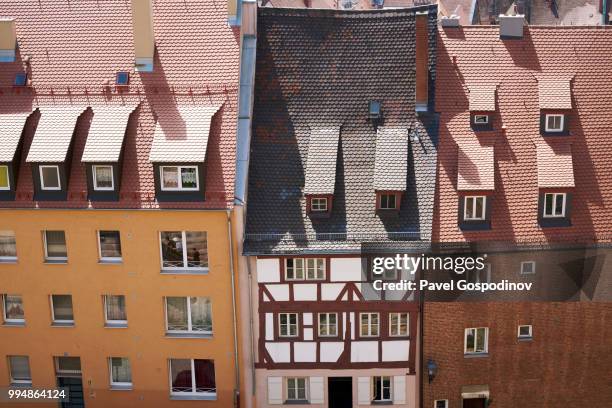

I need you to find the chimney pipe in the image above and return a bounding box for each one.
[131,0,155,72]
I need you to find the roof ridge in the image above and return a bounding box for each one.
[259,4,437,18]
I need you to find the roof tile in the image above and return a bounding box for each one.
[81,105,139,163]
[26,107,87,163]
[468,86,496,112]
[374,126,409,191]
[0,112,33,162]
[303,126,340,195]
[536,141,575,188]
[457,140,495,191]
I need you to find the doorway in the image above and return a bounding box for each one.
[463,398,487,408]
[55,357,85,408]
[328,377,352,408]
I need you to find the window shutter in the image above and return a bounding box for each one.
[393,375,406,404]
[267,377,283,405]
[357,376,370,405]
[309,376,324,404]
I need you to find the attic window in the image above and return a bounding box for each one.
[311,197,328,212]
[369,100,382,120]
[116,72,130,86]
[14,73,27,87]
[544,114,564,132]
[474,115,489,125]
[377,192,400,211]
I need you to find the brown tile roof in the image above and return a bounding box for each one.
[374,126,409,191]
[81,105,139,163]
[457,140,495,191]
[536,141,575,188]
[538,78,573,110]
[0,112,32,162]
[303,127,341,195]
[468,86,496,112]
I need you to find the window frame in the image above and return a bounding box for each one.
[284,258,325,281]
[464,327,489,354]
[164,296,212,335]
[0,165,9,190]
[104,295,128,327]
[371,376,392,403]
[285,377,308,402]
[544,114,564,132]
[520,261,536,275]
[463,195,487,221]
[310,197,328,212]
[97,230,122,262]
[317,312,338,337]
[359,312,380,337]
[278,312,299,338]
[108,357,132,389]
[8,356,32,386]
[473,114,489,124]
[160,166,199,192]
[93,165,115,191]
[389,312,409,337]
[434,400,449,408]
[39,165,61,191]
[0,230,17,262]
[168,358,216,397]
[379,193,397,210]
[159,231,208,272]
[43,230,67,262]
[2,294,25,324]
[50,295,74,325]
[518,324,533,339]
[543,192,566,218]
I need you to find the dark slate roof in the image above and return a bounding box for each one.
[244,6,439,255]
[374,126,409,191]
[303,127,341,195]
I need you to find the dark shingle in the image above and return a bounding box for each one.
[303,127,341,195]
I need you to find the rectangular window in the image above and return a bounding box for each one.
[39,165,61,190]
[318,313,338,337]
[285,258,325,280]
[8,356,31,385]
[545,114,564,132]
[109,357,132,388]
[104,295,127,326]
[0,165,9,190]
[279,313,298,337]
[0,230,17,261]
[43,231,67,261]
[51,295,74,324]
[518,324,533,339]
[543,193,566,218]
[165,297,212,334]
[169,359,216,397]
[464,196,486,221]
[520,261,536,275]
[465,327,488,354]
[3,294,24,324]
[160,231,208,270]
[286,377,307,402]
[93,165,114,190]
[310,197,328,212]
[55,357,81,375]
[379,193,397,210]
[474,114,489,124]
[435,400,449,408]
[98,231,122,261]
[372,376,391,402]
[360,312,379,337]
[161,166,199,191]
[389,312,409,337]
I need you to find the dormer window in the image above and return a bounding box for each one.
[544,114,564,132]
[39,165,61,190]
[369,100,382,121]
[116,71,130,86]
[538,79,571,135]
[14,73,27,87]
[377,192,400,211]
[473,114,489,125]
[468,86,496,131]
[310,197,328,212]
[93,165,114,191]
[161,165,199,191]
[0,166,9,190]
[543,192,566,218]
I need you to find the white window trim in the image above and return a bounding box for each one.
[544,114,564,132]
[284,258,325,281]
[520,261,536,275]
[285,377,309,402]
[169,359,216,397]
[278,313,299,338]
[372,376,392,402]
[543,192,566,218]
[389,312,409,337]
[360,312,380,337]
[104,295,127,326]
[464,327,489,354]
[317,313,338,337]
[159,231,208,272]
[2,294,25,324]
[0,230,17,262]
[518,324,533,339]
[379,193,397,210]
[108,357,132,388]
[39,165,61,190]
[8,356,32,385]
[464,196,486,221]
[164,296,212,335]
[434,400,449,408]
[50,295,74,325]
[43,231,67,262]
[160,166,199,191]
[93,165,115,191]
[97,231,122,262]
[0,165,9,190]
[310,197,328,212]
[473,114,489,124]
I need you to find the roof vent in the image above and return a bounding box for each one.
[369,100,382,121]
[116,72,130,86]
[440,15,461,27]
[14,72,27,87]
[0,18,16,62]
[131,0,155,72]
[499,14,525,39]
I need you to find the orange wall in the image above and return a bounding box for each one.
[0,209,238,408]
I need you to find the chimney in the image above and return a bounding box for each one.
[131,0,155,72]
[499,14,525,39]
[415,12,429,111]
[228,0,240,26]
[440,15,460,27]
[0,18,16,62]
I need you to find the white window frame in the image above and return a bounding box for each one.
[43,231,67,262]
[159,231,208,271]
[543,192,566,218]
[8,356,32,385]
[2,294,25,324]
[318,312,338,337]
[164,296,212,335]
[379,193,397,210]
[389,312,409,337]
[372,376,392,402]
[93,165,114,191]
[104,295,127,327]
[310,197,328,212]
[518,324,533,339]
[520,261,536,275]
[464,327,489,354]
[435,400,449,408]
[160,166,199,191]
[168,359,216,397]
[97,231,122,262]
[278,313,299,338]
[50,295,74,325]
[464,196,486,221]
[39,165,61,190]
[473,114,489,124]
[545,114,564,132]
[467,263,492,284]
[360,312,380,337]
[284,258,325,281]
[0,165,9,190]
[108,357,132,388]
[0,230,17,262]
[285,377,308,402]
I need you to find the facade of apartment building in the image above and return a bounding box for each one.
[237,5,439,408]
[0,1,242,407]
[424,20,612,408]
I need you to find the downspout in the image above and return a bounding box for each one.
[419,266,425,408]
[227,210,241,408]
[604,0,609,25]
[246,250,256,395]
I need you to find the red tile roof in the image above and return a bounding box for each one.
[457,140,495,191]
[537,78,573,110]
[434,26,612,244]
[0,112,31,162]
[81,105,139,163]
[468,85,496,112]
[536,141,575,188]
[0,0,239,209]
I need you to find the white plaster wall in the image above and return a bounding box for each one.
[265,342,290,362]
[257,258,280,283]
[330,258,363,281]
[350,341,378,362]
[382,340,410,361]
[321,283,344,300]
[293,283,317,301]
[294,342,317,362]
[320,342,344,362]
[266,284,289,301]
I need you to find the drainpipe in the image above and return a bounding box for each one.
[603,0,609,25]
[227,210,241,408]
[419,267,425,408]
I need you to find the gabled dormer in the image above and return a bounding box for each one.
[468,85,496,131]
[0,111,34,200]
[535,141,575,227]
[373,126,409,214]
[26,107,87,201]
[538,78,572,136]
[81,105,138,201]
[303,126,340,218]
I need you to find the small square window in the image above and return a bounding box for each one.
[389,312,409,337]
[44,231,67,261]
[379,193,397,210]
[545,114,564,132]
[169,359,216,397]
[369,100,382,119]
[310,197,328,212]
[543,193,566,218]
[465,327,488,354]
[8,356,31,385]
[160,166,199,191]
[104,295,127,327]
[0,230,17,261]
[3,294,25,324]
[51,295,74,325]
[160,231,208,270]
[518,324,532,339]
[286,377,308,402]
[520,261,536,275]
[0,165,9,190]
[474,114,489,124]
[39,165,61,190]
[318,313,338,337]
[435,400,449,408]
[93,165,114,191]
[165,296,212,334]
[115,72,130,86]
[279,313,298,337]
[98,231,122,261]
[464,196,486,221]
[109,357,132,388]
[14,73,27,87]
[360,312,379,337]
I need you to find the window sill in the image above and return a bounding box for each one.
[51,322,75,327]
[110,384,133,391]
[518,337,533,342]
[464,352,489,358]
[10,383,32,388]
[105,322,128,328]
[44,259,68,264]
[160,268,209,275]
[371,401,393,405]
[170,394,217,401]
[0,257,18,264]
[99,259,123,265]
[165,332,213,339]
[284,400,310,405]
[2,321,25,327]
